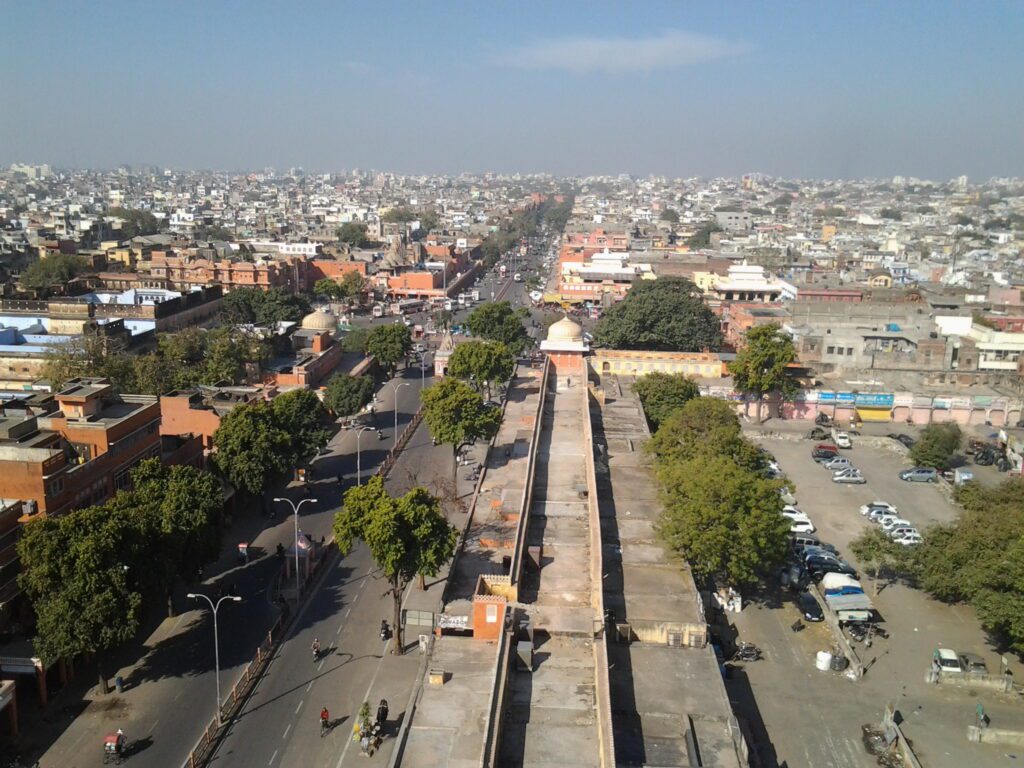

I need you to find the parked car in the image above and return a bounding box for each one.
[900,467,938,483]
[860,501,898,516]
[823,457,853,471]
[834,432,853,449]
[812,444,840,462]
[880,517,913,532]
[833,472,867,484]
[797,591,825,622]
[789,519,816,535]
[790,533,821,549]
[799,543,840,559]
[958,652,989,675]
[888,433,917,448]
[934,648,963,673]
[780,487,797,506]
[892,531,923,546]
[805,427,831,440]
[887,526,919,540]
[805,555,857,579]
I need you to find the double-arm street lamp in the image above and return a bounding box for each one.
[390,381,411,441]
[187,592,242,725]
[273,496,319,597]
[353,426,374,485]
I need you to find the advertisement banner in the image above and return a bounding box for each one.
[951,397,972,409]
[933,397,952,410]
[893,394,914,407]
[973,396,994,407]
[818,391,857,404]
[854,393,895,407]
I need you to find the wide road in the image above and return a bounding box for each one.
[35,368,429,768]
[210,414,454,767]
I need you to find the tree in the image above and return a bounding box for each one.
[421,377,501,478]
[849,527,901,595]
[730,324,798,421]
[659,208,680,224]
[194,224,234,242]
[21,253,90,293]
[338,270,368,302]
[686,222,723,248]
[333,477,457,654]
[129,459,223,615]
[657,455,790,587]
[222,287,310,325]
[879,207,903,221]
[366,324,412,375]
[341,327,370,354]
[632,372,700,430]
[465,301,529,354]
[337,221,370,248]
[108,207,161,238]
[433,309,454,331]
[323,375,375,417]
[18,504,144,693]
[213,401,293,495]
[270,389,330,467]
[314,278,347,300]
[594,277,723,352]
[909,423,962,469]
[646,396,765,474]
[446,341,514,398]
[381,207,415,224]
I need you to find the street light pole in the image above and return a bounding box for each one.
[187,592,242,725]
[272,497,318,598]
[354,426,373,485]
[391,381,411,441]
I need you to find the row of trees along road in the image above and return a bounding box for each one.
[17,460,222,693]
[212,389,330,497]
[594,277,723,352]
[849,477,1024,654]
[333,477,457,654]
[42,325,270,395]
[646,397,791,588]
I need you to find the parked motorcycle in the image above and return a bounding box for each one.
[732,642,762,662]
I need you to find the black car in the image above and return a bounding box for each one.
[887,433,916,449]
[805,555,858,580]
[797,591,824,622]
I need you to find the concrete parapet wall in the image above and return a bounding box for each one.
[583,384,616,768]
[511,357,549,587]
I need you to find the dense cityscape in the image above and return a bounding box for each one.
[3,3,1024,768]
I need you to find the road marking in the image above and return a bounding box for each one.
[318,659,325,672]
[269,749,278,765]
[173,690,183,701]
[283,723,291,739]
[306,680,314,693]
[295,699,303,715]
[336,623,343,636]
[149,718,159,734]
[344,607,352,619]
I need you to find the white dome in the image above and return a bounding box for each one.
[301,308,337,331]
[546,316,584,344]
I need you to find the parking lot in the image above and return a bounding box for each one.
[722,428,1022,768]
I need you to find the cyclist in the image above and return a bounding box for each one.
[320,707,330,736]
[312,637,321,661]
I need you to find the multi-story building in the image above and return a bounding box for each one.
[149,251,302,293]
[0,378,161,516]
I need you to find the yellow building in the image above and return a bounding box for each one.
[821,224,837,243]
[589,349,725,379]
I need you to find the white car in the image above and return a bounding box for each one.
[880,517,913,533]
[789,518,816,534]
[780,487,797,506]
[834,432,853,449]
[860,501,898,516]
[893,531,923,546]
[888,526,918,540]
[782,505,803,517]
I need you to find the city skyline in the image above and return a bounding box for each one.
[2,1,1023,179]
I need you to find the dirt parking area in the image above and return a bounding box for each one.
[720,431,1023,768]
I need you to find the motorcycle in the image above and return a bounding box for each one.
[732,642,762,662]
[814,413,832,426]
[380,620,390,641]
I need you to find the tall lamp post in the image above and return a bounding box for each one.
[187,592,242,725]
[390,381,411,441]
[353,426,374,485]
[273,496,318,597]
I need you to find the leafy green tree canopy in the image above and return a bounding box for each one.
[366,323,413,374]
[730,324,798,416]
[222,287,311,325]
[659,208,680,224]
[465,301,529,354]
[333,477,457,653]
[421,377,501,465]
[337,221,371,247]
[21,253,90,292]
[108,206,161,238]
[657,454,790,586]
[686,222,723,248]
[323,375,375,417]
[633,372,700,431]
[594,277,723,352]
[647,396,764,474]
[447,340,514,396]
[341,327,370,354]
[270,389,330,466]
[909,422,962,468]
[212,401,294,495]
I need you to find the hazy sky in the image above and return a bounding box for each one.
[3,1,1022,179]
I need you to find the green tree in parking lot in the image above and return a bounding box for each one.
[849,526,902,595]
[646,396,765,473]
[730,324,798,421]
[909,422,962,468]
[633,372,699,431]
[333,477,457,654]
[657,455,790,587]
